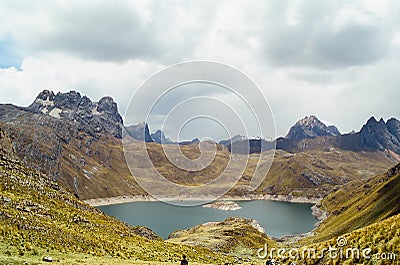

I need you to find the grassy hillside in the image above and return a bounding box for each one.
[1,125,399,265]
[309,163,400,243]
[248,149,396,198]
[0,132,233,264]
[278,214,400,265]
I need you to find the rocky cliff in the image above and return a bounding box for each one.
[286,115,341,140]
[125,122,154,142]
[0,90,140,199]
[27,90,123,138]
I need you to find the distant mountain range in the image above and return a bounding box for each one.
[220,115,400,156]
[0,90,398,200]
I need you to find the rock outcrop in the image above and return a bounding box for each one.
[167,217,275,256]
[358,117,400,153]
[27,90,123,138]
[203,201,242,211]
[286,115,341,140]
[125,122,154,142]
[0,90,140,199]
[150,130,173,144]
[0,128,17,160]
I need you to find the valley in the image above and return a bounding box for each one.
[0,90,399,264]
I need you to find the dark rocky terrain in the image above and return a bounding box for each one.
[125,122,154,142]
[286,115,341,140]
[28,90,123,138]
[0,91,141,199]
[150,130,173,144]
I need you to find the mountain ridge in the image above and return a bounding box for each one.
[0,90,398,200]
[27,90,123,139]
[221,115,400,157]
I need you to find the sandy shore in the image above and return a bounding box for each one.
[84,194,322,207]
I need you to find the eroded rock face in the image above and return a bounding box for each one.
[125,122,154,142]
[0,91,135,199]
[0,128,17,160]
[28,90,123,138]
[286,115,341,140]
[151,130,173,144]
[359,117,400,153]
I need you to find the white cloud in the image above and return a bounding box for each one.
[0,0,398,138]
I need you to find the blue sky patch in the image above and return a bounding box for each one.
[0,35,22,69]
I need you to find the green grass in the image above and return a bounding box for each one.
[0,153,233,264]
[278,214,400,265]
[308,163,400,243]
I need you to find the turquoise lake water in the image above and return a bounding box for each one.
[97,200,317,239]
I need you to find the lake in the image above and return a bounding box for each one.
[97,200,317,239]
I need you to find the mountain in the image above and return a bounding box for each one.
[358,116,400,153]
[125,122,154,142]
[326,125,341,136]
[0,129,229,264]
[252,149,395,198]
[218,134,246,147]
[28,90,123,138]
[178,137,200,145]
[5,120,397,265]
[387,117,400,141]
[0,90,142,199]
[285,116,400,156]
[150,129,173,144]
[286,115,341,140]
[220,116,342,153]
[225,115,400,157]
[1,91,398,200]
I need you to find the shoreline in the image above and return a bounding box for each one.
[84,194,322,207]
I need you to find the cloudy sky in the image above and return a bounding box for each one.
[0,0,399,139]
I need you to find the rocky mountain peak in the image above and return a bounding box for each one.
[286,115,340,140]
[359,116,400,153]
[36,89,55,101]
[125,122,154,142]
[386,118,400,142]
[366,116,378,125]
[297,115,321,127]
[27,90,123,138]
[98,96,118,113]
[362,116,387,131]
[151,129,173,144]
